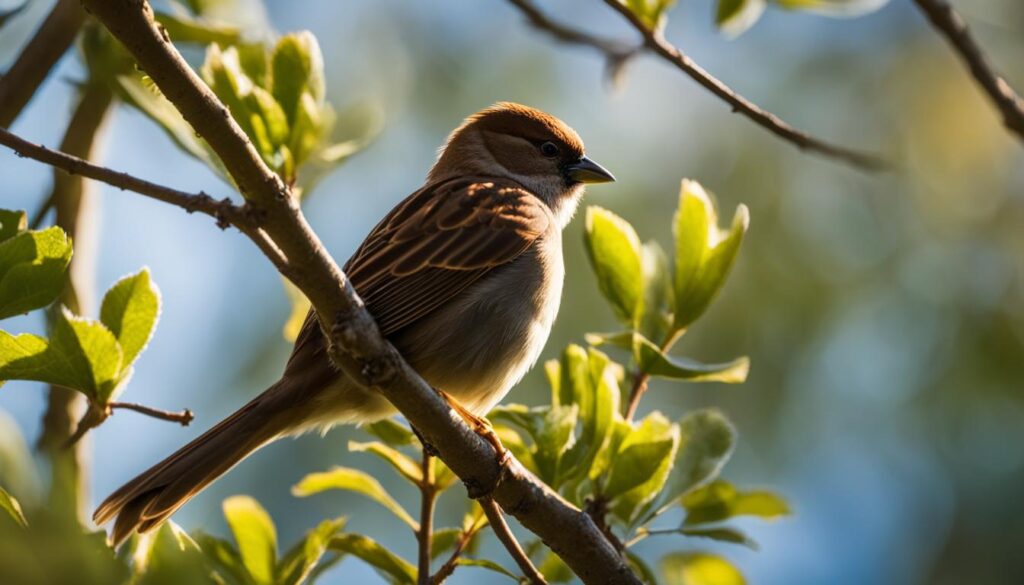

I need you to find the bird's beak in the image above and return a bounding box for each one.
[566,156,615,184]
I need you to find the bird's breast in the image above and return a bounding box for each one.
[392,234,564,414]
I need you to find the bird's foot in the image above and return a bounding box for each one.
[436,389,511,499]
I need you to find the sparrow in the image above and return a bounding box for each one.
[94,102,615,545]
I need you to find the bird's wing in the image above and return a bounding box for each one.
[285,178,551,374]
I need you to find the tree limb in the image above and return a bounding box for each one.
[0,0,87,128]
[0,126,250,228]
[911,0,1024,142]
[76,1,638,582]
[511,0,885,171]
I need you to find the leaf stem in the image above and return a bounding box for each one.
[624,329,685,422]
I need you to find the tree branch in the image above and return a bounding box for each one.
[507,0,641,86]
[77,1,638,582]
[0,126,250,229]
[481,499,547,584]
[109,402,194,425]
[513,0,885,171]
[0,0,87,127]
[911,0,1024,142]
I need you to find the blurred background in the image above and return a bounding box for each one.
[2,0,1023,583]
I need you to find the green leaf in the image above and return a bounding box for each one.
[363,418,416,447]
[673,409,737,496]
[672,180,749,330]
[193,532,251,585]
[347,441,422,485]
[636,240,675,343]
[129,521,211,585]
[100,269,160,369]
[0,485,27,527]
[584,206,643,324]
[716,0,766,38]
[430,528,461,560]
[626,551,660,585]
[493,423,538,476]
[115,74,223,177]
[222,495,277,585]
[0,226,72,319]
[584,330,634,351]
[609,413,681,522]
[604,413,677,499]
[292,467,418,531]
[662,552,745,585]
[538,551,574,583]
[455,558,520,581]
[622,0,678,30]
[679,527,758,550]
[282,279,311,342]
[288,92,328,170]
[154,11,242,45]
[634,335,749,383]
[328,533,415,584]
[277,517,346,585]
[682,480,790,526]
[0,309,126,403]
[533,404,578,485]
[0,209,26,243]
[774,0,889,17]
[560,347,620,484]
[271,31,325,125]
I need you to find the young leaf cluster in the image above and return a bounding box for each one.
[482,180,788,582]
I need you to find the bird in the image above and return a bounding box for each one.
[93,102,615,545]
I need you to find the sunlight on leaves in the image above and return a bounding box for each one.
[662,552,746,585]
[328,533,416,584]
[292,467,419,531]
[585,206,643,324]
[683,480,790,526]
[222,495,277,585]
[0,485,27,527]
[673,180,749,330]
[0,225,72,320]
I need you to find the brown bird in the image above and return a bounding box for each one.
[94,102,614,545]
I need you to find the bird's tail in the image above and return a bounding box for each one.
[93,381,295,546]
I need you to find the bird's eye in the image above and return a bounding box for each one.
[540,141,560,158]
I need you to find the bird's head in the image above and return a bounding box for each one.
[429,102,614,226]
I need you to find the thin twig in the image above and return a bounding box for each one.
[0,126,251,229]
[911,0,1024,142]
[481,499,547,585]
[109,402,194,425]
[507,0,641,85]
[430,511,487,585]
[0,0,86,127]
[623,371,650,423]
[417,452,437,585]
[584,0,886,171]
